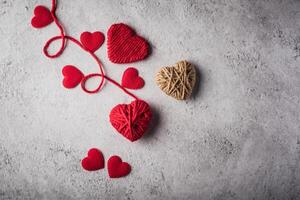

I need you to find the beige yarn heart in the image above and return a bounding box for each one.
[155,60,196,100]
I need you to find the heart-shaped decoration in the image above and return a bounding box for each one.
[62,65,84,89]
[81,148,105,171]
[107,23,149,64]
[31,5,53,28]
[109,100,152,142]
[108,155,131,178]
[155,60,196,100]
[121,67,145,90]
[80,31,105,52]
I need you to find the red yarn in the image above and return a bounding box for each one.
[121,67,145,90]
[109,100,152,142]
[108,155,131,178]
[62,65,84,88]
[80,31,105,53]
[81,148,105,171]
[31,5,53,28]
[42,0,66,58]
[80,73,139,99]
[107,23,149,64]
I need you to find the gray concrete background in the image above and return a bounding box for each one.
[0,0,300,199]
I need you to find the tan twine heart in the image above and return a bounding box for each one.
[155,60,196,100]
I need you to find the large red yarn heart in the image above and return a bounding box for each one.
[31,5,53,28]
[107,23,149,64]
[108,155,131,178]
[81,148,105,171]
[62,65,84,89]
[80,31,105,52]
[109,100,152,142]
[121,67,145,90]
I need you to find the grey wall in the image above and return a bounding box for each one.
[0,0,300,199]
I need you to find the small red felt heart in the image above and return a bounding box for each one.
[108,155,131,178]
[31,5,53,28]
[109,100,152,142]
[62,65,84,89]
[80,31,105,52]
[121,67,145,90]
[81,148,105,171]
[107,23,149,64]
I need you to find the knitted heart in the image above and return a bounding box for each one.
[31,5,53,28]
[62,65,84,89]
[81,148,105,171]
[121,67,145,89]
[107,23,149,64]
[109,100,152,142]
[80,31,105,52]
[155,60,196,100]
[108,155,131,178]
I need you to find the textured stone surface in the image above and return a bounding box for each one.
[0,0,300,199]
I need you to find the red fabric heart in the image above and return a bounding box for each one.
[107,23,149,64]
[108,155,131,178]
[62,65,84,89]
[80,31,105,52]
[81,148,105,171]
[109,100,152,142]
[121,67,145,90]
[31,5,53,28]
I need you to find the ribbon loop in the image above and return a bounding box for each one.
[43,35,66,58]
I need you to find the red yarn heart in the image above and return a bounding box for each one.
[108,155,131,178]
[31,5,53,28]
[80,31,105,52]
[107,23,149,64]
[62,65,84,89]
[81,148,105,171]
[121,67,145,90]
[109,100,152,142]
